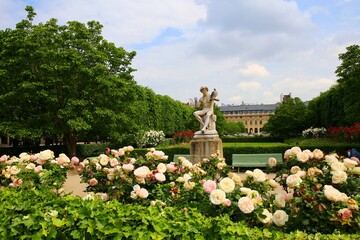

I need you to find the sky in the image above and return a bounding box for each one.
[1,0,360,105]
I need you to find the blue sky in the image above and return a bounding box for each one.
[1,0,359,105]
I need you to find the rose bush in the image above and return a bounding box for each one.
[79,145,360,234]
[0,150,77,191]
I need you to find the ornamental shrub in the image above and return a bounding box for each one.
[136,130,165,148]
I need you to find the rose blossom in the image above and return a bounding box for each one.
[157,163,167,173]
[184,181,196,190]
[284,149,292,160]
[166,163,178,172]
[152,150,166,160]
[290,146,302,155]
[331,170,347,184]
[122,164,134,172]
[88,178,98,186]
[0,155,8,162]
[247,190,262,205]
[267,157,277,168]
[245,170,254,178]
[137,188,149,199]
[71,157,80,165]
[182,159,193,169]
[222,199,232,207]
[238,197,255,214]
[34,165,43,173]
[344,158,358,168]
[57,153,70,165]
[325,155,339,165]
[295,170,306,178]
[290,166,301,174]
[331,161,346,172]
[297,151,309,163]
[240,187,252,195]
[99,154,109,166]
[307,167,323,179]
[26,163,36,170]
[38,149,55,161]
[313,149,324,160]
[303,149,314,159]
[253,169,267,182]
[324,185,348,202]
[273,210,289,226]
[109,158,119,167]
[338,208,352,222]
[258,209,272,224]
[117,148,125,157]
[134,166,150,178]
[267,179,279,188]
[203,180,217,193]
[209,189,226,205]
[154,173,166,182]
[19,152,31,162]
[286,174,302,188]
[219,177,235,193]
[275,193,286,208]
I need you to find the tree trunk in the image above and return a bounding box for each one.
[63,132,77,157]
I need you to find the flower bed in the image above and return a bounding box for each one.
[1,146,360,236]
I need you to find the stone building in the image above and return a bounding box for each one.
[219,103,279,134]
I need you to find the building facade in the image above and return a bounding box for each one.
[219,103,279,134]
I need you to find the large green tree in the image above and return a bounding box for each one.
[263,97,310,139]
[335,44,360,125]
[0,7,137,156]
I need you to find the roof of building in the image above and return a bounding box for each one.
[219,103,279,112]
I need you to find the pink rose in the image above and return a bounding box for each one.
[222,199,232,207]
[88,178,98,186]
[134,166,150,178]
[122,164,134,172]
[137,188,149,199]
[154,173,166,182]
[0,155,8,162]
[203,180,217,193]
[71,157,80,165]
[166,163,178,172]
[338,208,352,222]
[34,165,43,173]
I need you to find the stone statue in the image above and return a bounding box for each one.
[193,86,219,134]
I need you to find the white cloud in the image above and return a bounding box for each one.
[239,64,270,77]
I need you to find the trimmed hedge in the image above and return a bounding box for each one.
[222,136,284,143]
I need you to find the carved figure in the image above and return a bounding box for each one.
[193,86,219,134]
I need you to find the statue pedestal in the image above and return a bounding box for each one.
[190,132,223,164]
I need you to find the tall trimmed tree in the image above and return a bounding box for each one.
[0,6,137,156]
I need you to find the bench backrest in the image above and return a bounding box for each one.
[232,153,283,167]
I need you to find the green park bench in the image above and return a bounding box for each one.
[173,154,190,163]
[231,153,283,169]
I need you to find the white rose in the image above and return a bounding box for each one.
[290,166,301,174]
[253,169,267,182]
[258,209,272,224]
[331,161,346,172]
[99,155,109,166]
[275,193,286,208]
[344,158,358,168]
[38,149,55,161]
[297,151,309,163]
[325,155,339,165]
[238,197,255,214]
[19,152,31,162]
[154,173,166,182]
[324,185,348,202]
[350,167,360,175]
[267,179,279,188]
[273,210,289,226]
[247,190,262,205]
[267,157,277,168]
[331,170,347,184]
[109,158,119,167]
[157,163,167,173]
[184,181,196,190]
[182,159,193,169]
[122,164,134,172]
[210,189,226,205]
[284,149,292,160]
[26,163,36,170]
[240,187,252,195]
[290,147,302,155]
[137,188,149,199]
[219,177,235,193]
[286,174,302,188]
[183,173,192,182]
[245,170,254,178]
[303,149,314,159]
[313,149,324,160]
[134,166,150,179]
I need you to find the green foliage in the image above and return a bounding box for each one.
[222,121,246,136]
[2,188,358,239]
[264,97,310,139]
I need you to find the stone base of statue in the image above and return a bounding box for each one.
[190,131,223,164]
